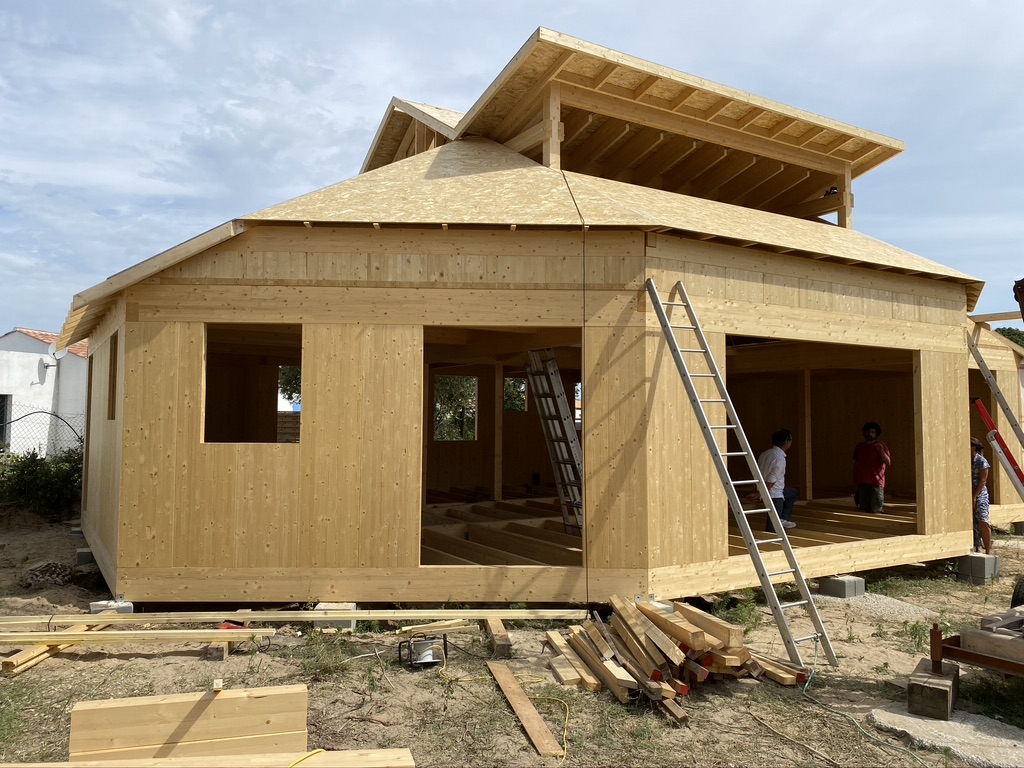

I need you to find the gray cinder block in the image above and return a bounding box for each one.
[816,575,865,599]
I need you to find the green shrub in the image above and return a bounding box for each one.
[0,445,83,521]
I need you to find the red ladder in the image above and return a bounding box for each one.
[972,397,1024,502]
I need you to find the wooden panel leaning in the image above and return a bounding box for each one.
[68,684,308,762]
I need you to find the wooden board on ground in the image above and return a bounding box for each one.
[16,750,415,767]
[1,611,113,676]
[548,655,582,687]
[544,630,601,692]
[69,684,308,761]
[486,661,564,758]
[0,629,276,645]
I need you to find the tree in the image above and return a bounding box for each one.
[995,327,1024,347]
[503,377,527,412]
[279,366,301,404]
[434,375,477,440]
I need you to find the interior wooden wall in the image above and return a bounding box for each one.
[727,372,804,493]
[810,371,916,497]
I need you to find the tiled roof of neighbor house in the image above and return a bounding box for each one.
[13,328,89,358]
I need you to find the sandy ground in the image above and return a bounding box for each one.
[2,505,1023,767]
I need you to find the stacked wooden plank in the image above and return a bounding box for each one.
[544,595,805,721]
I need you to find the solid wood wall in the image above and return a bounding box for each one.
[915,349,970,535]
[118,321,423,580]
[81,300,125,588]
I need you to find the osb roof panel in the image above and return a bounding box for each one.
[562,172,980,285]
[248,138,583,225]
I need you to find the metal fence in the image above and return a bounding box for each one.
[0,401,84,457]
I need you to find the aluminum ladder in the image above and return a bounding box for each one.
[966,332,1024,454]
[526,349,583,534]
[646,278,837,668]
[972,398,1024,502]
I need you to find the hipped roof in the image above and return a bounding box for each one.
[59,138,981,347]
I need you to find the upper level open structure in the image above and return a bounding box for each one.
[363,28,904,229]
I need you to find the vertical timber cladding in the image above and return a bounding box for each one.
[82,299,126,590]
[120,320,423,578]
[915,349,970,535]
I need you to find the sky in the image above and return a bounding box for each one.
[1,0,1022,336]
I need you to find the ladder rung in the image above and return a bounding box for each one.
[767,569,795,578]
[691,374,716,378]
[759,537,784,545]
[708,424,736,429]
[779,600,808,610]
[680,349,707,354]
[670,325,697,331]
[663,301,689,307]
[794,634,821,644]
[732,479,758,486]
[700,399,727,404]
[743,508,772,515]
[723,451,748,457]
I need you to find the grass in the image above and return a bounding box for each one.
[0,680,36,756]
[710,588,765,634]
[959,674,1024,730]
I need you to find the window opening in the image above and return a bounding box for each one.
[204,324,302,444]
[503,377,527,412]
[434,375,477,441]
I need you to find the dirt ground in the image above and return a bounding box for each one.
[2,505,1023,767]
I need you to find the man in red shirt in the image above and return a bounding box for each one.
[853,421,891,514]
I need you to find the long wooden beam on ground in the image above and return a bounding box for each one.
[486,661,565,758]
[0,629,277,645]
[11,751,416,768]
[1,612,112,675]
[0,608,588,628]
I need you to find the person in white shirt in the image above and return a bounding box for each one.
[757,428,798,533]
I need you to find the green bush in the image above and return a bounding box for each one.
[0,445,83,522]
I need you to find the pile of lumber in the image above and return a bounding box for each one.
[544,595,805,721]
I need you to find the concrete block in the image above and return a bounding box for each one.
[68,527,85,539]
[1012,521,1024,536]
[75,548,96,566]
[957,553,999,585]
[907,657,959,720]
[313,601,357,631]
[90,599,134,614]
[816,575,865,599]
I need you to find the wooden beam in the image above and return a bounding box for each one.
[565,116,631,172]
[561,109,594,146]
[837,164,853,229]
[0,629,277,645]
[544,631,601,691]
[1,612,112,675]
[543,82,561,170]
[566,630,632,703]
[485,618,513,659]
[734,165,811,208]
[661,142,729,192]
[632,135,700,186]
[556,82,846,175]
[503,121,546,154]
[487,661,564,758]
[467,524,582,566]
[597,126,668,179]
[681,149,757,197]
[673,603,745,647]
[712,157,785,203]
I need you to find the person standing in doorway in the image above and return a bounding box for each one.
[758,428,798,534]
[853,421,891,514]
[971,437,992,554]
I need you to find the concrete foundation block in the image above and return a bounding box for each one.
[957,553,1000,585]
[907,657,959,720]
[1012,521,1024,536]
[90,599,134,614]
[816,575,865,599]
[75,548,96,566]
[313,601,357,631]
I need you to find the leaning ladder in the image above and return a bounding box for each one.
[526,349,584,534]
[972,398,1024,503]
[966,332,1024,455]
[645,278,837,668]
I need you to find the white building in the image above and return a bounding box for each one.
[0,328,88,456]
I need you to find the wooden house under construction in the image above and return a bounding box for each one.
[58,29,1024,604]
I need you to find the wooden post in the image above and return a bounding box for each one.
[493,363,504,500]
[543,82,562,170]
